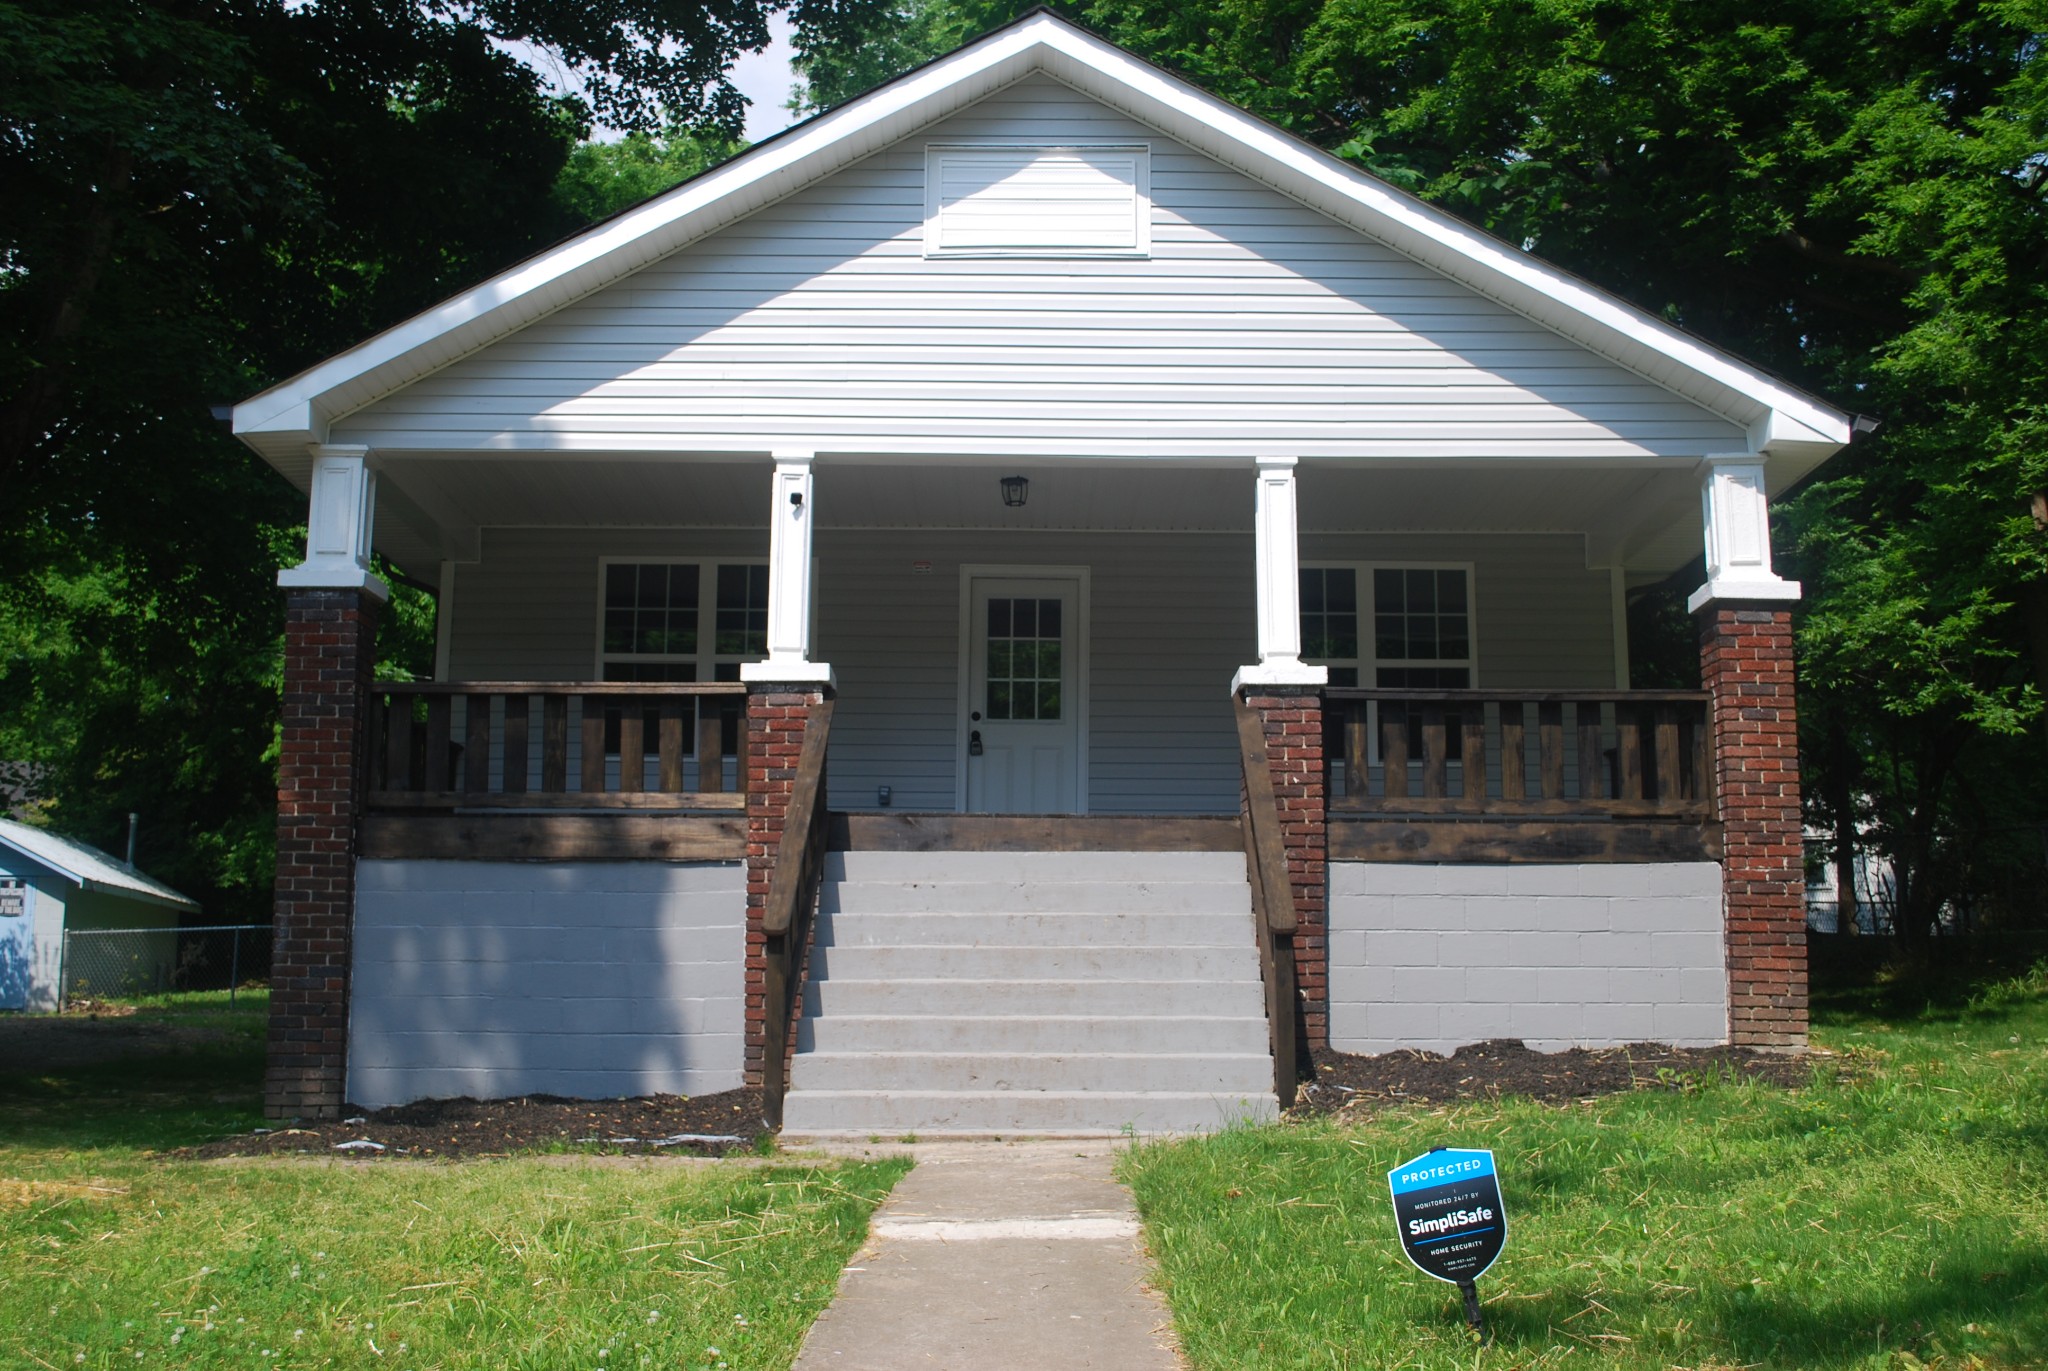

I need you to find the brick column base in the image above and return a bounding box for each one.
[267,588,380,1120]
[1698,604,1807,1049]
[1242,688,1328,1050]
[743,685,829,1086]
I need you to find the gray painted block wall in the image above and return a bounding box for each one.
[348,860,746,1107]
[1327,861,1727,1054]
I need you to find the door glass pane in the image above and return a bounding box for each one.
[983,595,1063,722]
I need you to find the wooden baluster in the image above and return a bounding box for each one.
[734,699,751,801]
[1421,708,1448,799]
[1459,710,1486,808]
[423,695,452,793]
[1500,700,1527,802]
[503,695,529,794]
[385,695,413,793]
[365,692,386,792]
[617,697,644,793]
[1693,705,1714,811]
[1538,701,1564,800]
[658,697,685,792]
[1382,706,1410,799]
[1576,702,1606,801]
[463,693,492,794]
[1654,704,1682,806]
[1345,711,1366,802]
[1616,702,1644,802]
[697,707,725,794]
[542,695,568,793]
[580,695,607,793]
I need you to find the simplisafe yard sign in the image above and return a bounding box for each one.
[1389,1147,1507,1340]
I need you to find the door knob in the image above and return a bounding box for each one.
[969,730,984,756]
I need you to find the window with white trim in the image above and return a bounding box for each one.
[1301,564,1475,688]
[597,559,767,755]
[599,559,767,684]
[924,144,1150,258]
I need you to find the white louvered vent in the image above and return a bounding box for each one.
[924,144,1150,257]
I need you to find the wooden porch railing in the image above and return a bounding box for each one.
[1324,689,1713,819]
[367,682,749,811]
[1234,698,1301,1109]
[760,697,834,1130]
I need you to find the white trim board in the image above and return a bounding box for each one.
[232,12,1850,489]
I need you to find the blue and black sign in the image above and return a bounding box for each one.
[1388,1147,1508,1286]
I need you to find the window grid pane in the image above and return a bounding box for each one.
[985,597,1062,721]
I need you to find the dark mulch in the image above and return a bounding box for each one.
[184,1088,768,1160]
[1294,1039,1819,1115]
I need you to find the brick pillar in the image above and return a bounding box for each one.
[1698,603,1807,1049]
[743,684,829,1086]
[1242,687,1328,1049]
[267,588,380,1119]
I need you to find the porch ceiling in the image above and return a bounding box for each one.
[369,453,1703,583]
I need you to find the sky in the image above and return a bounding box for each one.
[728,17,805,143]
[499,17,805,146]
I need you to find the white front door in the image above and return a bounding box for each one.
[964,574,1086,813]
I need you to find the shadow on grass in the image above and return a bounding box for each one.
[1479,1245,2048,1367]
[0,1003,267,1152]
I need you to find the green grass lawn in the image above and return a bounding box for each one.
[1123,961,2048,1371]
[0,996,907,1370]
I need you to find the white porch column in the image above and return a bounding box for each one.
[1687,454,1801,611]
[1232,454,1326,692]
[278,444,388,600]
[741,450,834,686]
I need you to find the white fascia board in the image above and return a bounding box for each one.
[78,878,199,912]
[1031,23,1852,453]
[232,29,1049,450]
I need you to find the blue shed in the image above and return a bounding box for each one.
[0,819,200,1012]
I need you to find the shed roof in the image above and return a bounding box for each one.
[0,819,201,912]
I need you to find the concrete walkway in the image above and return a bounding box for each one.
[791,1140,1184,1370]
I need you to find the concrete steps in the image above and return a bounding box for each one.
[780,849,1278,1137]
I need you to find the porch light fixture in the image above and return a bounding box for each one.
[1000,475,1029,508]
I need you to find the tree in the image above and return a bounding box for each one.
[0,0,880,915]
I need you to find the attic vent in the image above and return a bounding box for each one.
[924,144,1150,257]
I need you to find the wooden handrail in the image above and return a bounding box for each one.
[1325,687,1708,705]
[377,681,747,696]
[760,697,835,1128]
[1234,697,1300,1109]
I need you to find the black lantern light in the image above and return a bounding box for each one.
[1000,475,1029,508]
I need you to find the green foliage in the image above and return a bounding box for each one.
[1123,964,2048,1369]
[553,130,748,223]
[0,0,890,917]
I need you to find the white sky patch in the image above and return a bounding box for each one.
[492,16,801,145]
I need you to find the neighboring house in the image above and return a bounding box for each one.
[0,819,200,1012]
[231,12,1848,1131]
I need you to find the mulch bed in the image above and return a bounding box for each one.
[185,1088,768,1160]
[1293,1039,1817,1115]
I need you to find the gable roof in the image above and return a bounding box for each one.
[233,9,1851,489]
[0,819,201,912]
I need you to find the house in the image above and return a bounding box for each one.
[231,11,1846,1131]
[0,818,200,1012]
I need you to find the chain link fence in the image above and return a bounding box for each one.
[60,924,272,1009]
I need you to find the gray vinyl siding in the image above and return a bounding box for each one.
[450,527,1615,813]
[332,75,1743,461]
